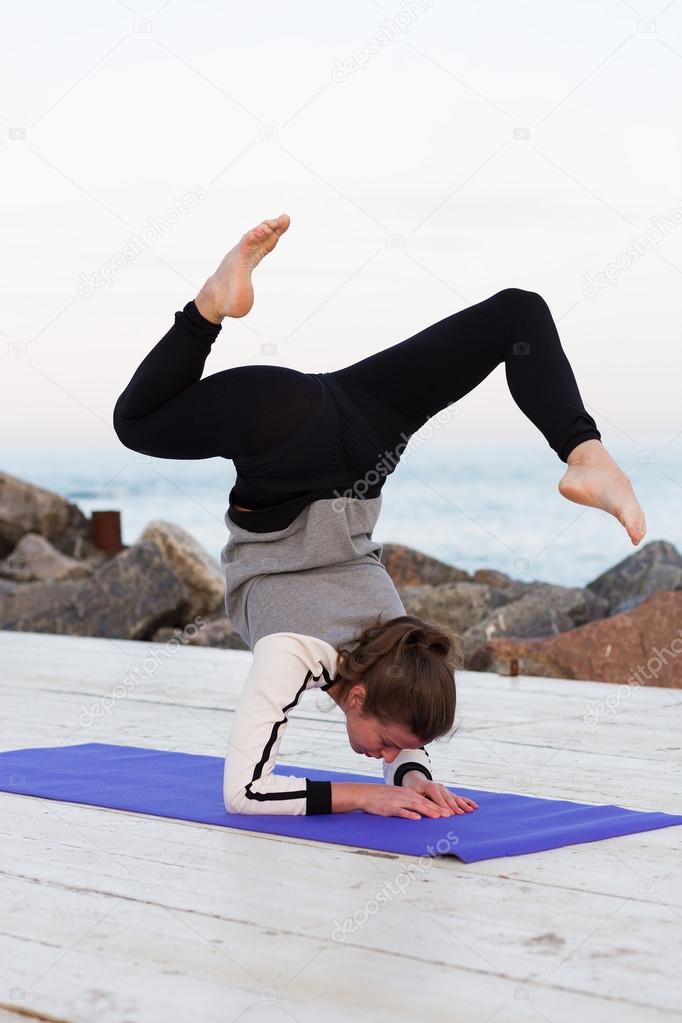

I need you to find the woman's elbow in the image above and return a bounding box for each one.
[224,781,249,816]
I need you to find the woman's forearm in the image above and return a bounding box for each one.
[331,782,368,813]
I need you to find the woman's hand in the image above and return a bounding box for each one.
[401,771,479,815]
[359,783,464,820]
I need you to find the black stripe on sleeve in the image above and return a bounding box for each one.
[394,762,433,786]
[394,749,433,786]
[243,668,332,814]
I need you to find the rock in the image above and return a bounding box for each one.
[398,578,608,663]
[469,591,682,687]
[380,543,471,588]
[139,520,225,620]
[150,611,248,650]
[0,470,91,558]
[0,532,99,583]
[586,539,682,614]
[472,568,529,596]
[0,541,192,640]
[399,581,513,635]
[461,583,609,662]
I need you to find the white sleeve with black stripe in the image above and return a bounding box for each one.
[224,632,337,816]
[383,746,433,787]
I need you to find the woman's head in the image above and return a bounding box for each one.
[327,614,461,760]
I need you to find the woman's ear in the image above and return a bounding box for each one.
[348,684,366,713]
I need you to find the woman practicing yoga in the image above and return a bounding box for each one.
[113,214,647,821]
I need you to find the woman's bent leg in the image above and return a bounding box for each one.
[332,288,601,463]
[112,299,321,460]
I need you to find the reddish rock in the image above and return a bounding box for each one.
[380,542,471,588]
[469,591,682,687]
[472,568,528,595]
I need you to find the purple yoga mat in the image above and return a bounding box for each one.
[1,742,681,862]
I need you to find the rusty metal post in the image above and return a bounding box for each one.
[90,510,124,555]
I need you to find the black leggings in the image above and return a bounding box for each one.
[113,287,601,503]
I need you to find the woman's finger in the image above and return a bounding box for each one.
[425,787,458,815]
[418,795,447,817]
[455,797,477,811]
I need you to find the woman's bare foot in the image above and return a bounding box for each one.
[558,439,647,545]
[194,214,291,323]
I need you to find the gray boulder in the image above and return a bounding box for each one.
[0,470,91,558]
[139,520,225,619]
[150,610,248,650]
[0,532,102,583]
[0,541,192,639]
[586,539,682,614]
[399,581,514,635]
[461,583,609,662]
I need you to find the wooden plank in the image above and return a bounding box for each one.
[1,630,681,1022]
[1,868,681,1022]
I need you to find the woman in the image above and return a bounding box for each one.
[113,214,646,821]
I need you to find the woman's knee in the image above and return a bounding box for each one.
[112,408,145,453]
[492,289,552,338]
[495,287,548,313]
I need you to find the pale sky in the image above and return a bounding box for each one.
[2,0,682,463]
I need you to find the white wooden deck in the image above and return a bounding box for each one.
[0,630,681,1023]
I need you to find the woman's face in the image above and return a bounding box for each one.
[342,684,423,761]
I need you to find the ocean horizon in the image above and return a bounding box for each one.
[2,441,679,590]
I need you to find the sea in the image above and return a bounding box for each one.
[3,442,679,590]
